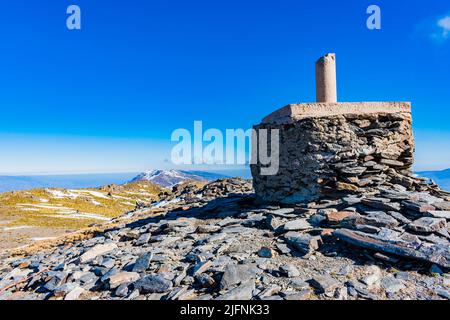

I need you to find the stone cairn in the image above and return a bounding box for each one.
[251,54,416,204]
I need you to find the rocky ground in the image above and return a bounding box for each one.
[0,178,449,300]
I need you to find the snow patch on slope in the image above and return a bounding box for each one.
[129,170,208,188]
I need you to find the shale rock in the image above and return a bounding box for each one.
[0,177,449,301]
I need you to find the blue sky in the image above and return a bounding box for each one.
[0,0,449,174]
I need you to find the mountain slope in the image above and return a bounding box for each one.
[129,170,228,187]
[0,181,163,251]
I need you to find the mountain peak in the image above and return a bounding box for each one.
[129,170,212,188]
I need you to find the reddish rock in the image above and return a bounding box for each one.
[326,211,356,224]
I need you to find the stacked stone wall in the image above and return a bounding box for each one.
[251,106,415,204]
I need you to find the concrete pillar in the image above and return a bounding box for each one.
[315,53,337,103]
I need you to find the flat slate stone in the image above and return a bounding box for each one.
[275,243,291,255]
[379,159,404,167]
[191,260,212,276]
[339,166,367,176]
[362,199,401,211]
[426,211,450,220]
[284,232,322,254]
[408,217,447,233]
[279,264,300,278]
[108,272,140,289]
[341,211,399,228]
[326,211,355,224]
[221,226,254,234]
[134,275,173,294]
[433,202,450,211]
[220,264,256,290]
[436,288,450,300]
[282,289,311,300]
[309,275,341,294]
[135,233,151,246]
[196,225,221,233]
[258,284,281,298]
[334,228,450,269]
[402,201,435,213]
[79,243,117,263]
[53,283,79,297]
[362,211,399,228]
[360,266,381,287]
[387,211,411,224]
[281,219,312,232]
[64,286,85,300]
[132,252,153,273]
[216,280,255,300]
[268,208,295,216]
[289,278,310,290]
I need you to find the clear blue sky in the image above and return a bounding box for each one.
[0,0,449,174]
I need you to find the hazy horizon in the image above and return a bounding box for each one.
[0,168,253,193]
[0,167,448,194]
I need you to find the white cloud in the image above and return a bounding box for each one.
[427,14,450,43]
[437,16,450,39]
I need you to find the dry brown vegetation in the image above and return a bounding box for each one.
[0,181,165,251]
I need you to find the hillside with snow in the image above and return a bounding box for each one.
[129,170,228,188]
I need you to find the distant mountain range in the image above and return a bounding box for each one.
[0,173,139,193]
[0,168,447,193]
[129,170,228,188]
[0,170,233,193]
[417,168,450,191]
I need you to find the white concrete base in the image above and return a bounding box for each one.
[262,102,411,125]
